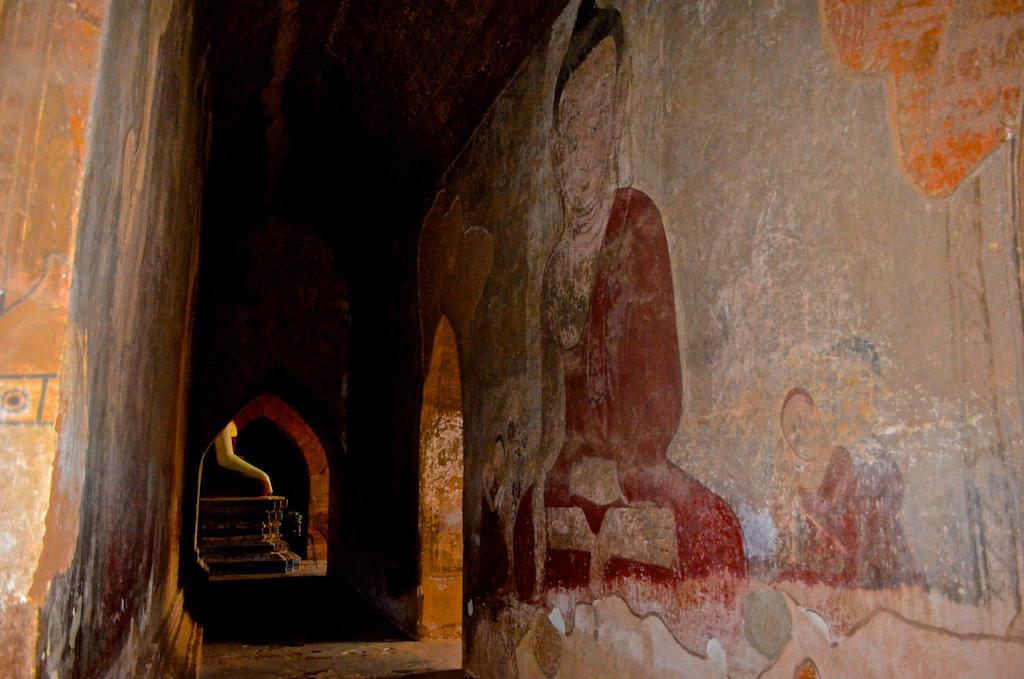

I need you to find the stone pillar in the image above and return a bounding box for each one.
[0,0,107,674]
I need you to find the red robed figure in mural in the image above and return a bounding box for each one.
[775,383,922,589]
[506,1,746,601]
[541,185,746,589]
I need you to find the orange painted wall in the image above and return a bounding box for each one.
[0,1,106,674]
[820,0,1024,196]
[419,316,464,639]
[1,0,209,676]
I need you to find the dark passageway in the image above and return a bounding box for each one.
[6,1,1024,678]
[183,0,568,676]
[0,0,566,675]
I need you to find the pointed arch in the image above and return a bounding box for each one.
[418,315,464,638]
[233,393,329,559]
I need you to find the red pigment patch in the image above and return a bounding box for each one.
[542,189,746,593]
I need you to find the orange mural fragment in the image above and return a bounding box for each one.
[794,657,821,679]
[820,0,1024,195]
[0,0,102,431]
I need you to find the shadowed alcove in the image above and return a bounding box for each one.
[232,393,331,562]
[194,393,329,575]
[418,316,464,639]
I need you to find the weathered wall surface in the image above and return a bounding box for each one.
[7,0,207,675]
[423,1,1024,676]
[0,0,106,674]
[418,316,466,639]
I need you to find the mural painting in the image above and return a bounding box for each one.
[423,0,1024,677]
[417,188,495,635]
[0,2,104,668]
[820,0,1024,196]
[480,419,530,596]
[0,253,70,426]
[771,341,921,589]
[533,0,745,625]
[467,9,750,651]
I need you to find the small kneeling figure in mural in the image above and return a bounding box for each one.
[774,367,921,589]
[515,1,747,607]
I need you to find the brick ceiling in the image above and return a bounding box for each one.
[321,0,570,173]
[203,0,570,211]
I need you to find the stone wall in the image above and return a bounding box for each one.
[423,1,1024,676]
[0,0,107,674]
[0,0,208,675]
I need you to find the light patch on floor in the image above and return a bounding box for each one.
[200,639,462,679]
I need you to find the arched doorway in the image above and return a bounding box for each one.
[418,316,464,639]
[195,394,330,573]
[200,418,311,556]
[232,393,330,563]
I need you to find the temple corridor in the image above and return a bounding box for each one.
[4,1,1024,678]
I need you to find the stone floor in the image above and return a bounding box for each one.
[194,576,466,678]
[200,639,464,679]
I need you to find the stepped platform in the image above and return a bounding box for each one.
[198,496,300,576]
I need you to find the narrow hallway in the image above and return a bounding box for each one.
[4,1,1024,678]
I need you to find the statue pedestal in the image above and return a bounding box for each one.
[198,496,300,575]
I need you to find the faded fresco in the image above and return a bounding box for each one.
[421,0,1024,677]
[819,0,1024,197]
[418,190,493,639]
[0,0,211,675]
